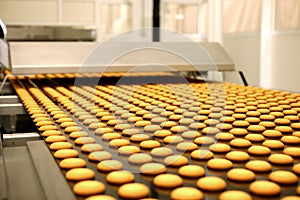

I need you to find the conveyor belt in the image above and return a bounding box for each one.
[7,72,300,200]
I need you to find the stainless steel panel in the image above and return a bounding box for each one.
[0,95,20,104]
[0,103,26,115]
[3,133,40,147]
[10,42,235,75]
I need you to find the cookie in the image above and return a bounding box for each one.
[268,154,293,165]
[45,135,67,143]
[275,126,293,134]
[263,130,282,138]
[229,128,248,136]
[88,151,112,162]
[248,145,271,156]
[284,147,300,157]
[109,139,130,148]
[201,127,219,135]
[170,125,189,133]
[153,174,183,189]
[41,130,62,137]
[153,130,172,138]
[163,136,184,144]
[219,190,252,200]
[94,127,113,135]
[181,131,201,139]
[54,149,78,159]
[226,168,255,182]
[196,176,226,191]
[170,187,203,200]
[262,140,284,149]
[69,131,89,139]
[102,133,122,141]
[207,158,233,170]
[215,132,234,141]
[281,136,300,144]
[49,142,73,150]
[85,195,116,200]
[81,144,103,153]
[178,165,205,178]
[75,137,95,145]
[73,180,105,196]
[106,170,135,185]
[140,163,167,175]
[66,168,95,181]
[97,160,123,172]
[118,146,141,155]
[269,170,298,185]
[245,160,272,172]
[150,147,173,157]
[164,155,189,167]
[230,138,252,148]
[128,153,153,164]
[130,134,150,142]
[59,158,86,169]
[122,128,140,136]
[160,121,177,128]
[118,183,150,199]
[249,180,281,196]
[225,151,250,162]
[259,121,276,129]
[209,143,231,153]
[176,142,198,152]
[140,140,161,149]
[247,125,266,132]
[190,150,214,160]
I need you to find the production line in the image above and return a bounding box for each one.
[1,41,300,200]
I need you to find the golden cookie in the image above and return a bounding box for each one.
[219,190,252,200]
[262,140,284,149]
[75,137,95,145]
[207,158,233,170]
[197,176,226,191]
[81,144,103,153]
[109,139,130,148]
[248,145,271,156]
[59,158,86,169]
[69,131,89,139]
[85,195,116,200]
[45,135,67,143]
[176,142,198,152]
[41,130,62,137]
[66,168,95,181]
[130,134,150,142]
[191,150,214,160]
[153,174,183,189]
[170,187,203,200]
[269,170,298,185]
[164,136,184,144]
[97,160,123,172]
[281,136,300,144]
[209,143,231,153]
[73,180,105,196]
[140,140,161,149]
[150,147,173,157]
[263,130,282,138]
[268,154,293,165]
[88,151,112,162]
[164,155,189,167]
[225,151,250,162]
[249,180,281,196]
[54,149,78,159]
[128,153,153,165]
[49,142,73,150]
[118,146,141,155]
[106,170,135,185]
[118,183,150,199]
[140,163,167,175]
[153,130,172,138]
[178,165,205,178]
[227,168,255,182]
[230,138,251,148]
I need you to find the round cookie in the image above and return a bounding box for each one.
[268,154,293,165]
[66,168,95,181]
[130,134,150,142]
[45,135,67,143]
[262,140,284,149]
[225,151,250,162]
[106,170,135,185]
[153,130,172,138]
[263,130,282,138]
[122,128,140,136]
[281,196,300,200]
[164,136,184,144]
[102,133,121,141]
[197,176,226,191]
[293,163,300,175]
[49,142,73,150]
[219,190,252,200]
[94,127,113,135]
[170,187,203,200]
[248,145,271,156]
[140,163,167,176]
[249,180,281,196]
[128,153,153,165]
[194,136,215,145]
[54,149,78,159]
[229,128,248,136]
[226,168,255,182]
[73,180,105,196]
[247,125,266,133]
[153,174,183,189]
[97,160,123,172]
[118,183,150,199]
[109,139,130,148]
[178,165,205,178]
[191,150,214,160]
[150,147,173,157]
[207,158,233,170]
[88,151,112,162]
[140,140,161,149]
[176,142,198,152]
[81,144,103,153]
[164,155,188,167]
[118,146,140,155]
[75,137,95,145]
[269,170,298,185]
[215,132,234,141]
[284,147,300,157]
[245,160,272,172]
[69,131,89,139]
[181,131,201,139]
[209,143,231,153]
[59,158,86,169]
[230,138,251,148]
[281,136,300,144]
[41,130,62,137]
[85,195,116,200]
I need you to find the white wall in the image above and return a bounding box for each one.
[222,32,300,93]
[223,34,260,86]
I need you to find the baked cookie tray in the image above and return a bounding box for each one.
[3,72,300,200]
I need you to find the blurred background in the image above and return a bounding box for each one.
[0,0,300,92]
